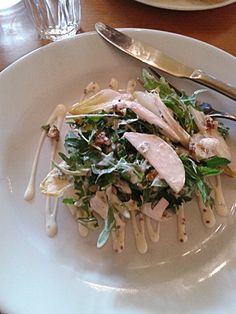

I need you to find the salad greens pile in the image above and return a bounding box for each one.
[55,69,230,247]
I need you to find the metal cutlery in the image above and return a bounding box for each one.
[95,22,236,101]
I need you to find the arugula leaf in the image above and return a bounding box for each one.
[180,89,207,107]
[95,173,118,189]
[141,68,160,91]
[58,152,72,165]
[97,206,115,248]
[64,131,88,154]
[180,155,213,204]
[77,128,97,144]
[178,155,227,202]
[91,164,117,182]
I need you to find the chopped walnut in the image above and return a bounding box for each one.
[94,131,111,146]
[112,103,126,116]
[146,169,158,181]
[205,116,217,131]
[47,125,60,141]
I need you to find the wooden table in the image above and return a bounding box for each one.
[0,0,235,72]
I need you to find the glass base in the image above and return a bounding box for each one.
[39,25,80,42]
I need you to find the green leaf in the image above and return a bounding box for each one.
[58,152,71,164]
[62,198,75,205]
[203,156,230,168]
[198,166,223,177]
[91,164,117,182]
[97,207,115,248]
[180,89,207,107]
[141,68,159,91]
[218,122,229,138]
[77,128,97,144]
[196,180,211,204]
[180,154,213,204]
[97,227,111,248]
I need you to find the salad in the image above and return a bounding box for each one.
[26,69,234,254]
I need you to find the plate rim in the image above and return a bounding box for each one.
[1,28,235,80]
[134,0,236,11]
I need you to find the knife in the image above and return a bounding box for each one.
[95,22,236,101]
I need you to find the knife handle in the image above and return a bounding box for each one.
[190,70,236,101]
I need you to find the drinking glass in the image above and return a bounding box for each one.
[24,0,81,41]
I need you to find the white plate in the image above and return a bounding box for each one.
[134,0,236,10]
[1,29,236,314]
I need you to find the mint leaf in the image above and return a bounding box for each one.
[203,156,230,168]
[197,166,223,177]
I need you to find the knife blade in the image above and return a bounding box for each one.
[95,22,236,101]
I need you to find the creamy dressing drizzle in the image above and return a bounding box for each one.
[127,79,137,93]
[212,175,228,217]
[45,197,58,237]
[24,104,66,201]
[196,193,216,228]
[145,216,160,243]
[109,78,119,91]
[80,82,100,101]
[111,212,126,253]
[24,104,67,238]
[78,221,89,238]
[24,131,47,201]
[176,204,188,243]
[130,211,148,254]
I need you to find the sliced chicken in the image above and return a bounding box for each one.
[69,88,187,146]
[135,91,190,147]
[119,101,181,143]
[189,106,206,133]
[124,132,185,193]
[141,198,169,221]
[209,128,231,161]
[90,190,108,219]
[189,107,231,161]
[190,131,231,161]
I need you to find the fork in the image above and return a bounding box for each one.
[148,68,236,122]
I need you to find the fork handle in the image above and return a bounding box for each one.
[190,70,236,101]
